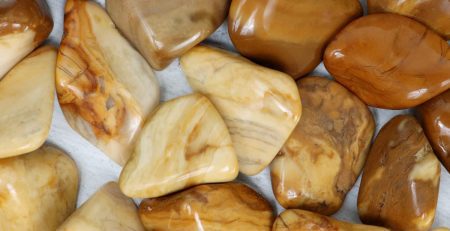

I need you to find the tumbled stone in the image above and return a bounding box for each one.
[358,115,440,231]
[181,46,301,175]
[0,46,55,158]
[56,0,160,165]
[0,145,79,230]
[0,0,53,79]
[58,182,144,231]
[271,77,374,215]
[106,0,230,70]
[139,183,274,231]
[119,94,238,198]
[229,0,362,79]
[273,209,389,231]
[368,0,450,39]
[324,14,450,109]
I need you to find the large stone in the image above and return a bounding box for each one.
[324,14,450,109]
[0,0,53,79]
[0,46,55,158]
[56,0,160,165]
[229,0,362,79]
[358,115,441,231]
[139,183,274,231]
[106,0,230,70]
[119,94,238,198]
[181,46,302,175]
[271,77,374,215]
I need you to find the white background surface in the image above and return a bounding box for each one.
[45,0,450,227]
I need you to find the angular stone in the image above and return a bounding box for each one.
[119,94,238,198]
[273,209,389,231]
[0,46,55,158]
[229,0,362,79]
[271,77,374,215]
[139,183,274,231]
[58,182,144,231]
[418,90,450,173]
[56,0,160,165]
[368,0,450,39]
[0,145,79,230]
[358,115,440,231]
[324,14,450,109]
[106,0,229,70]
[0,0,53,79]
[181,46,302,175]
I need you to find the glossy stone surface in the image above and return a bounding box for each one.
[58,182,144,231]
[139,183,274,231]
[0,46,55,158]
[120,94,238,198]
[0,0,53,79]
[271,77,374,215]
[358,115,441,231]
[368,0,450,39]
[106,0,230,70]
[324,14,450,109]
[273,209,389,231]
[56,0,160,165]
[229,0,362,79]
[418,90,450,173]
[181,46,301,175]
[0,145,79,230]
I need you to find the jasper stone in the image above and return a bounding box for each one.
[324,14,450,109]
[0,145,79,230]
[106,0,230,70]
[273,209,389,231]
[56,0,160,165]
[368,0,450,40]
[119,94,238,198]
[139,183,274,231]
[181,46,302,175]
[358,115,440,231]
[271,77,374,215]
[0,0,53,79]
[229,0,362,79]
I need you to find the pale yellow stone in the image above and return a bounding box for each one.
[58,182,144,231]
[0,30,36,80]
[433,228,450,231]
[120,94,239,198]
[181,46,302,175]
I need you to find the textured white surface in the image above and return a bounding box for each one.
[45,0,450,226]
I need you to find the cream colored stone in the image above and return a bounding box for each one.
[0,31,36,79]
[120,94,239,198]
[58,182,144,231]
[181,46,302,175]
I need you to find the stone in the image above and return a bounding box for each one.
[181,46,302,175]
[0,46,56,158]
[368,0,450,40]
[229,0,362,79]
[358,115,440,231]
[0,145,79,230]
[273,209,390,231]
[324,14,450,109]
[434,228,450,231]
[0,0,53,79]
[56,0,160,165]
[418,90,450,173]
[119,94,238,198]
[271,77,375,215]
[106,0,230,70]
[139,183,274,231]
[58,182,144,231]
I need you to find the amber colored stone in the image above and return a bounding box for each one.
[139,183,274,231]
[271,77,374,215]
[324,14,450,109]
[228,0,362,79]
[358,115,441,231]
